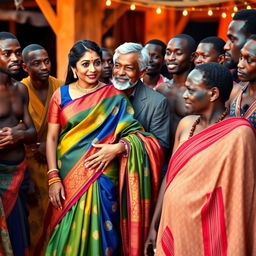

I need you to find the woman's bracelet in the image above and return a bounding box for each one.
[48,177,61,186]
[47,168,59,175]
[47,172,60,180]
[119,139,129,157]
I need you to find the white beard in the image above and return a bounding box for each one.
[112,75,137,90]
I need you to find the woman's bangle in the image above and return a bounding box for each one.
[119,139,129,157]
[47,172,60,180]
[47,168,59,175]
[48,177,61,186]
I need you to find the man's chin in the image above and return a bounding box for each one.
[224,60,237,70]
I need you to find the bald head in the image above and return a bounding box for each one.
[22,44,45,64]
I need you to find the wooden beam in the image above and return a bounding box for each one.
[102,4,128,35]
[175,15,190,34]
[35,0,57,34]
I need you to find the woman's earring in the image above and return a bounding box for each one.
[72,69,77,79]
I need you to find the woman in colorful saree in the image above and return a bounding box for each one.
[144,62,256,256]
[45,40,164,256]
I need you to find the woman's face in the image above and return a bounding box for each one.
[183,69,212,115]
[74,50,102,86]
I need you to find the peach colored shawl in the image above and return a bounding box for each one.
[156,117,256,256]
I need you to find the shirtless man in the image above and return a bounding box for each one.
[0,32,36,255]
[155,34,197,134]
[229,35,256,128]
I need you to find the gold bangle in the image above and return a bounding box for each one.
[47,168,59,175]
[48,177,61,186]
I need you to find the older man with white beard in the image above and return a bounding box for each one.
[112,42,172,160]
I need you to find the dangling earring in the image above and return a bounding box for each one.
[72,68,77,79]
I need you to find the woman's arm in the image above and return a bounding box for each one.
[46,123,65,209]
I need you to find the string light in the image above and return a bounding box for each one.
[231,12,235,17]
[182,9,188,16]
[106,0,111,6]
[104,0,256,15]
[208,9,213,16]
[221,12,227,18]
[156,7,162,14]
[130,4,136,10]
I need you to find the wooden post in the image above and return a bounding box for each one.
[36,0,103,80]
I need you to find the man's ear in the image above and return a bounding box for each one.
[209,87,220,102]
[22,62,29,73]
[139,68,147,79]
[217,54,225,65]
[190,52,196,63]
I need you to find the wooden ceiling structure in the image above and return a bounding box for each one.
[0,0,252,79]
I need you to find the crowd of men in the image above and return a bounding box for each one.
[0,8,256,256]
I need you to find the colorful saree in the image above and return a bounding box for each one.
[156,117,256,256]
[46,84,164,256]
[0,160,29,256]
[21,75,62,254]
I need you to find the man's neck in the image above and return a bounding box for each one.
[143,73,160,88]
[0,72,12,86]
[172,70,190,87]
[30,77,49,90]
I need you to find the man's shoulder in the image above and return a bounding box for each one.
[138,81,167,102]
[49,75,64,87]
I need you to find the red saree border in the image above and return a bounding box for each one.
[201,187,227,256]
[161,226,175,256]
[166,117,252,190]
[1,160,27,217]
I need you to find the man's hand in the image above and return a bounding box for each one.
[0,127,24,149]
[84,142,125,171]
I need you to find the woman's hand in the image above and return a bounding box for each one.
[144,226,157,255]
[84,142,125,171]
[49,181,65,209]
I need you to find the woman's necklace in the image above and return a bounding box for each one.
[188,108,229,139]
[76,82,101,94]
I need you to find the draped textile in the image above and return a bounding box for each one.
[45,84,164,256]
[21,75,62,254]
[156,118,256,256]
[0,160,28,256]
[0,198,13,256]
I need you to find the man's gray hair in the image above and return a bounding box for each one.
[113,42,149,71]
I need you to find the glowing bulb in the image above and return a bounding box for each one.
[233,5,238,12]
[231,12,235,17]
[106,0,111,6]
[130,4,136,10]
[221,12,227,18]
[247,5,252,9]
[192,7,195,11]
[208,9,213,16]
[182,9,188,16]
[156,7,162,14]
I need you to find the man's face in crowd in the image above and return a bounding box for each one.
[0,38,22,77]
[101,50,113,80]
[165,38,192,75]
[224,20,247,69]
[144,44,164,76]
[22,49,51,82]
[194,43,224,66]
[237,39,256,82]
